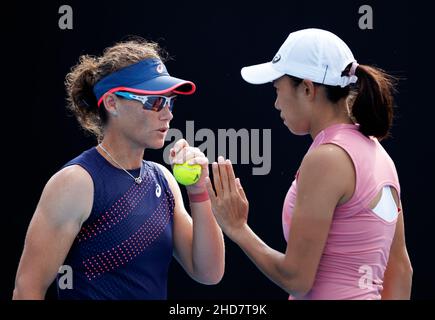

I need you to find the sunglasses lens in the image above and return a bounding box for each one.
[168,97,176,111]
[143,96,163,111]
[147,96,176,112]
[152,97,165,111]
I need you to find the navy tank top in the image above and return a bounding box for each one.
[57,147,175,299]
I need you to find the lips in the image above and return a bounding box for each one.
[157,127,169,133]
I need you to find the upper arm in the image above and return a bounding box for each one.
[282,144,355,295]
[386,203,412,269]
[14,165,93,297]
[381,203,413,299]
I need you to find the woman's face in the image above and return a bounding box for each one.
[273,76,312,135]
[111,93,174,149]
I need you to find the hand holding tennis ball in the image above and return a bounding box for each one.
[173,162,202,186]
[169,139,209,189]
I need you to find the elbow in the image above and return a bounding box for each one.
[199,274,223,285]
[285,281,312,298]
[195,270,224,285]
[193,265,225,285]
[12,287,21,300]
[405,261,413,280]
[282,273,315,298]
[13,277,46,300]
[398,255,413,280]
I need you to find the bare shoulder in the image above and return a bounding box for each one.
[38,165,94,226]
[301,143,353,171]
[299,143,355,201]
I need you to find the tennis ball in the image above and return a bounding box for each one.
[173,161,202,186]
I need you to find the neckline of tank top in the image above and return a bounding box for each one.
[312,123,358,144]
[323,123,358,132]
[93,146,144,173]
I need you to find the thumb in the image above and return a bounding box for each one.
[174,139,189,154]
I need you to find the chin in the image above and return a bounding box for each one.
[288,126,309,136]
[147,140,166,150]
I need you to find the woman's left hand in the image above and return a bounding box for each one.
[205,156,249,240]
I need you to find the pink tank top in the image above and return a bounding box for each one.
[282,123,400,300]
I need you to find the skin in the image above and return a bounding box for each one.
[13,91,225,299]
[205,75,412,298]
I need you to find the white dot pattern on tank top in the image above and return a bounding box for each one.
[77,175,153,242]
[83,196,173,280]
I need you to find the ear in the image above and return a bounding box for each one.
[301,79,317,101]
[102,94,119,116]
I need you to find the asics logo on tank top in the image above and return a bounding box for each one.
[156,183,162,198]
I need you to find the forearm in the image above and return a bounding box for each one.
[381,264,413,299]
[231,225,305,296]
[190,199,225,284]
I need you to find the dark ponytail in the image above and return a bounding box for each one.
[351,65,396,140]
[288,64,396,140]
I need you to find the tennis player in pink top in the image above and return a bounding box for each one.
[205,28,413,299]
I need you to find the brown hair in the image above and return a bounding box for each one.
[288,63,397,140]
[65,39,167,140]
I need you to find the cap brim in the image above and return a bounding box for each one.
[241,62,284,84]
[97,76,196,107]
[116,75,196,96]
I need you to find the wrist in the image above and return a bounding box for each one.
[228,223,250,244]
[187,188,209,203]
[186,182,206,195]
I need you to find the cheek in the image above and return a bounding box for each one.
[123,110,150,131]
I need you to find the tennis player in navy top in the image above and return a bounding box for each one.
[13,39,225,299]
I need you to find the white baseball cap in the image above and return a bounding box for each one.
[241,28,358,88]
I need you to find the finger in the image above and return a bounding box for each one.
[169,148,175,164]
[173,139,189,155]
[186,148,205,164]
[225,159,237,193]
[188,157,209,166]
[173,147,194,164]
[212,162,223,197]
[205,177,217,203]
[175,147,205,164]
[188,149,208,165]
[218,156,229,196]
[236,178,248,201]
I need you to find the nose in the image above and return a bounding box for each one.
[274,98,280,110]
[159,105,173,121]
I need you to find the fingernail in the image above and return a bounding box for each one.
[226,159,231,165]
[218,156,224,163]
